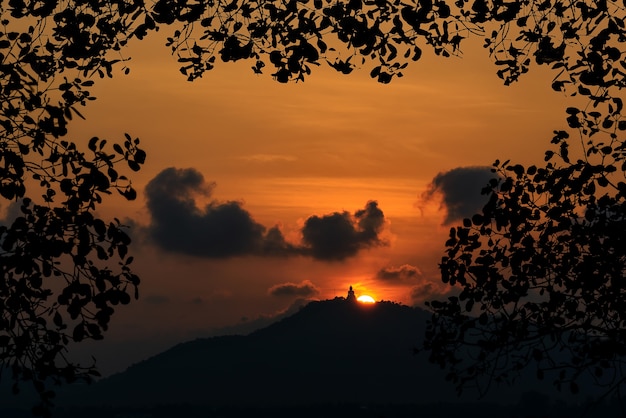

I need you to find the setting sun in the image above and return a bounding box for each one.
[357,295,376,304]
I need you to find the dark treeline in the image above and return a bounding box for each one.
[3,400,626,418]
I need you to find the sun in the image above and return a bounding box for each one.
[357,295,376,304]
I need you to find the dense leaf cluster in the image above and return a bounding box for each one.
[422,0,626,402]
[1,1,146,414]
[427,157,626,396]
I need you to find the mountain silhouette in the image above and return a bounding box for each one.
[59,297,470,408]
[1,295,616,416]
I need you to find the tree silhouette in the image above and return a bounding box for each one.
[1,0,625,414]
[1,2,146,414]
[420,1,626,402]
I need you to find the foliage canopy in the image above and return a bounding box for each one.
[419,0,626,402]
[0,0,625,413]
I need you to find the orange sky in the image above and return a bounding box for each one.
[52,30,572,375]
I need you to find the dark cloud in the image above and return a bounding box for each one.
[144,168,386,261]
[410,282,438,303]
[376,264,422,281]
[301,200,386,261]
[422,166,496,224]
[268,280,320,297]
[144,167,291,258]
[261,226,299,256]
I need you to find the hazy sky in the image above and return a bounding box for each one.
[21,30,570,375]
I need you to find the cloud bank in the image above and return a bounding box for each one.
[376,264,422,281]
[268,280,320,297]
[143,168,387,261]
[422,166,496,224]
[145,167,275,258]
[301,200,386,261]
[410,282,439,303]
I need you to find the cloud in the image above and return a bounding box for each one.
[143,168,387,261]
[410,282,439,303]
[376,264,422,281]
[261,226,299,256]
[268,280,320,297]
[422,166,496,224]
[144,167,292,258]
[301,200,386,261]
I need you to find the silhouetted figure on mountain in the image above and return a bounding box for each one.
[346,286,356,302]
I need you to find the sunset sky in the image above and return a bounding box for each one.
[6,29,572,376]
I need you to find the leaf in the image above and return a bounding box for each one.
[72,324,85,342]
[134,149,146,164]
[128,160,141,171]
[118,244,128,259]
[119,187,137,201]
[53,312,63,328]
[88,137,98,151]
[412,46,422,61]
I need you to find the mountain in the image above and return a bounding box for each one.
[5,296,618,417]
[4,296,589,416]
[58,298,466,408]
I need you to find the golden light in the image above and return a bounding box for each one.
[357,295,376,304]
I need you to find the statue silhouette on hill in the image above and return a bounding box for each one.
[346,286,357,303]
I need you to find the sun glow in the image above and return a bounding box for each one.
[357,295,376,304]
